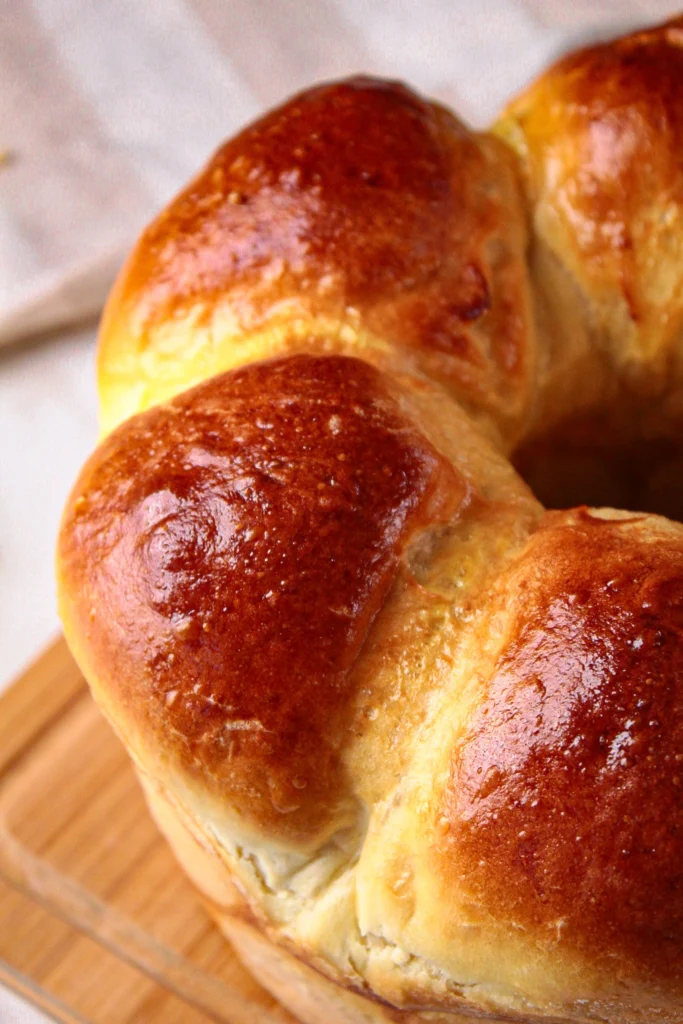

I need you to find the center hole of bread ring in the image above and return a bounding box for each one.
[514,415,683,522]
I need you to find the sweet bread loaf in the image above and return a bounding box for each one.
[57,17,683,1023]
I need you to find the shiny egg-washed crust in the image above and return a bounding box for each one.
[59,357,683,1022]
[59,355,465,845]
[58,15,683,1024]
[446,510,683,989]
[495,16,683,438]
[97,76,534,448]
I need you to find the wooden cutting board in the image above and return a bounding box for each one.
[0,638,299,1024]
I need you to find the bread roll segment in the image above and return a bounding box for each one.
[97,76,534,450]
[57,15,683,1024]
[59,352,545,1021]
[495,15,683,440]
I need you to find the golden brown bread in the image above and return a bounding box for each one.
[57,15,683,1024]
[59,355,469,845]
[447,511,683,981]
[97,77,534,450]
[495,15,683,440]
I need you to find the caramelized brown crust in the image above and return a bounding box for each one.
[519,16,683,298]
[98,76,533,443]
[446,509,683,988]
[130,77,454,312]
[59,354,463,843]
[496,16,683,431]
[57,21,683,1022]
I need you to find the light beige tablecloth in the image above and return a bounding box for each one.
[0,2,679,1021]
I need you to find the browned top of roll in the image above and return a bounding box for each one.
[444,509,683,985]
[496,15,683,395]
[98,76,533,443]
[135,77,459,313]
[58,354,464,844]
[533,18,683,218]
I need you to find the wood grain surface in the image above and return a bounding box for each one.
[0,639,297,1024]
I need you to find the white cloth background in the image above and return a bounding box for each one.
[0,1,679,1020]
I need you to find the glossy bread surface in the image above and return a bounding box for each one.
[59,355,463,844]
[58,18,683,1024]
[98,77,533,446]
[447,510,683,985]
[496,16,683,437]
